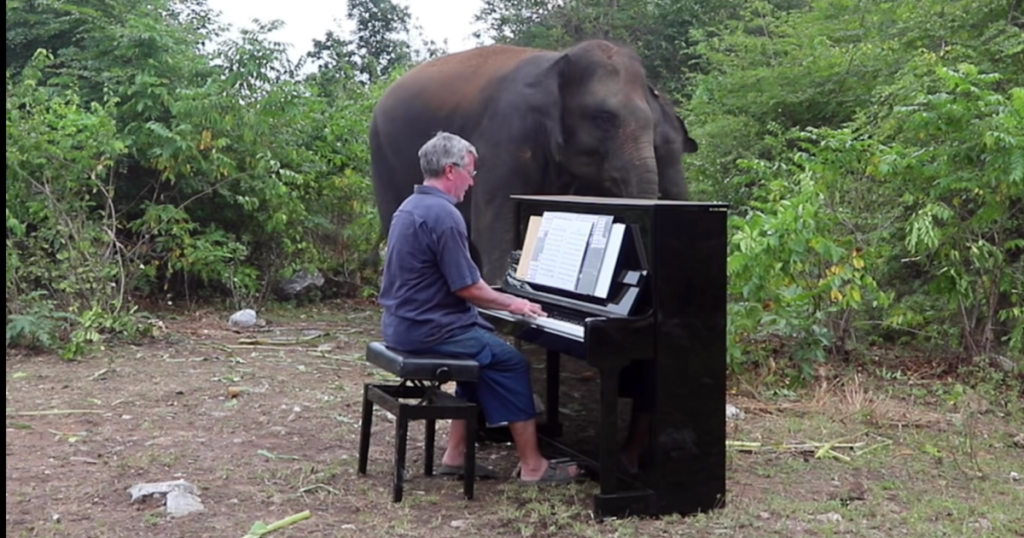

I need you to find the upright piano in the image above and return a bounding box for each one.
[477,194,730,519]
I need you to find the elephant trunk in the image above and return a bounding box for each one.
[616,146,660,199]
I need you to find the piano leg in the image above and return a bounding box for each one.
[598,360,619,494]
[542,349,563,438]
[592,360,657,518]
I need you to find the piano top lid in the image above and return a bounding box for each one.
[510,194,730,209]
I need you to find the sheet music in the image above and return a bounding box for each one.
[515,216,543,280]
[525,213,594,291]
[594,223,626,299]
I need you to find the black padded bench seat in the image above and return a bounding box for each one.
[365,341,480,384]
[358,341,481,502]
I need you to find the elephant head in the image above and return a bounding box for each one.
[529,40,697,201]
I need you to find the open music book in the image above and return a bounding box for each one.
[514,211,626,299]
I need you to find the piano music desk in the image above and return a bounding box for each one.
[358,341,481,503]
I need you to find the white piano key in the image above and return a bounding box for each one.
[478,308,585,341]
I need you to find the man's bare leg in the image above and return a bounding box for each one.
[441,418,577,480]
[620,411,652,474]
[441,419,468,467]
[507,418,579,481]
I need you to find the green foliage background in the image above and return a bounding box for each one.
[6,0,1023,379]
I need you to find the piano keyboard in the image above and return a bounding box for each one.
[478,308,585,341]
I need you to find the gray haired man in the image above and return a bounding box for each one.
[377,131,581,484]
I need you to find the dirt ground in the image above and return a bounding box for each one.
[6,300,1023,538]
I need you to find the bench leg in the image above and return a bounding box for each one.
[424,418,436,476]
[464,411,476,500]
[393,409,410,503]
[357,384,373,475]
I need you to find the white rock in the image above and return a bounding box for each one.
[726,403,745,420]
[228,309,259,328]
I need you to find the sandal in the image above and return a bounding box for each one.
[437,461,499,479]
[513,458,584,485]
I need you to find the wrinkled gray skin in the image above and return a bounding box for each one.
[369,39,698,285]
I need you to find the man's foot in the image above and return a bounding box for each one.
[437,461,499,479]
[514,458,582,484]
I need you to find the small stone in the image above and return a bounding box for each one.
[726,404,745,420]
[1012,433,1024,449]
[340,524,357,530]
[1010,472,1020,482]
[449,519,470,528]
[815,512,843,523]
[758,512,771,520]
[970,518,993,531]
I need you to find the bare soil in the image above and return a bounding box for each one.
[6,300,1023,537]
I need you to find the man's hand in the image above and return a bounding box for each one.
[455,280,546,318]
[508,297,546,318]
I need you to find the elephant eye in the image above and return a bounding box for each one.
[591,110,618,132]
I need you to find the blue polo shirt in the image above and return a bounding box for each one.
[378,184,494,351]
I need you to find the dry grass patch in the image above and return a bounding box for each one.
[6,300,1023,537]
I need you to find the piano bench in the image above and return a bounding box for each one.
[357,341,481,503]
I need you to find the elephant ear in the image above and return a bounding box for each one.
[524,53,571,164]
[679,116,698,154]
[647,84,698,154]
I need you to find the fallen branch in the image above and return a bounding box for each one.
[242,510,312,537]
[312,352,363,365]
[724,438,868,459]
[225,344,320,351]
[298,483,340,495]
[854,438,893,456]
[6,409,104,416]
[257,449,300,461]
[236,332,332,346]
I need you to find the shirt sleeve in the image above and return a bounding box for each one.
[433,223,482,292]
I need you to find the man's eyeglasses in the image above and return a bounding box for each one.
[452,163,477,177]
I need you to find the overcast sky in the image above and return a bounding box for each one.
[205,0,487,61]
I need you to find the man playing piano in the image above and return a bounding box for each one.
[376,131,581,485]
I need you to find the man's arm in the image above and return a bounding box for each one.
[455,280,546,318]
[430,221,546,317]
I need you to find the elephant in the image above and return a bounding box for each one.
[369,39,698,285]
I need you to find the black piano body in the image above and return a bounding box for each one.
[477,194,729,519]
